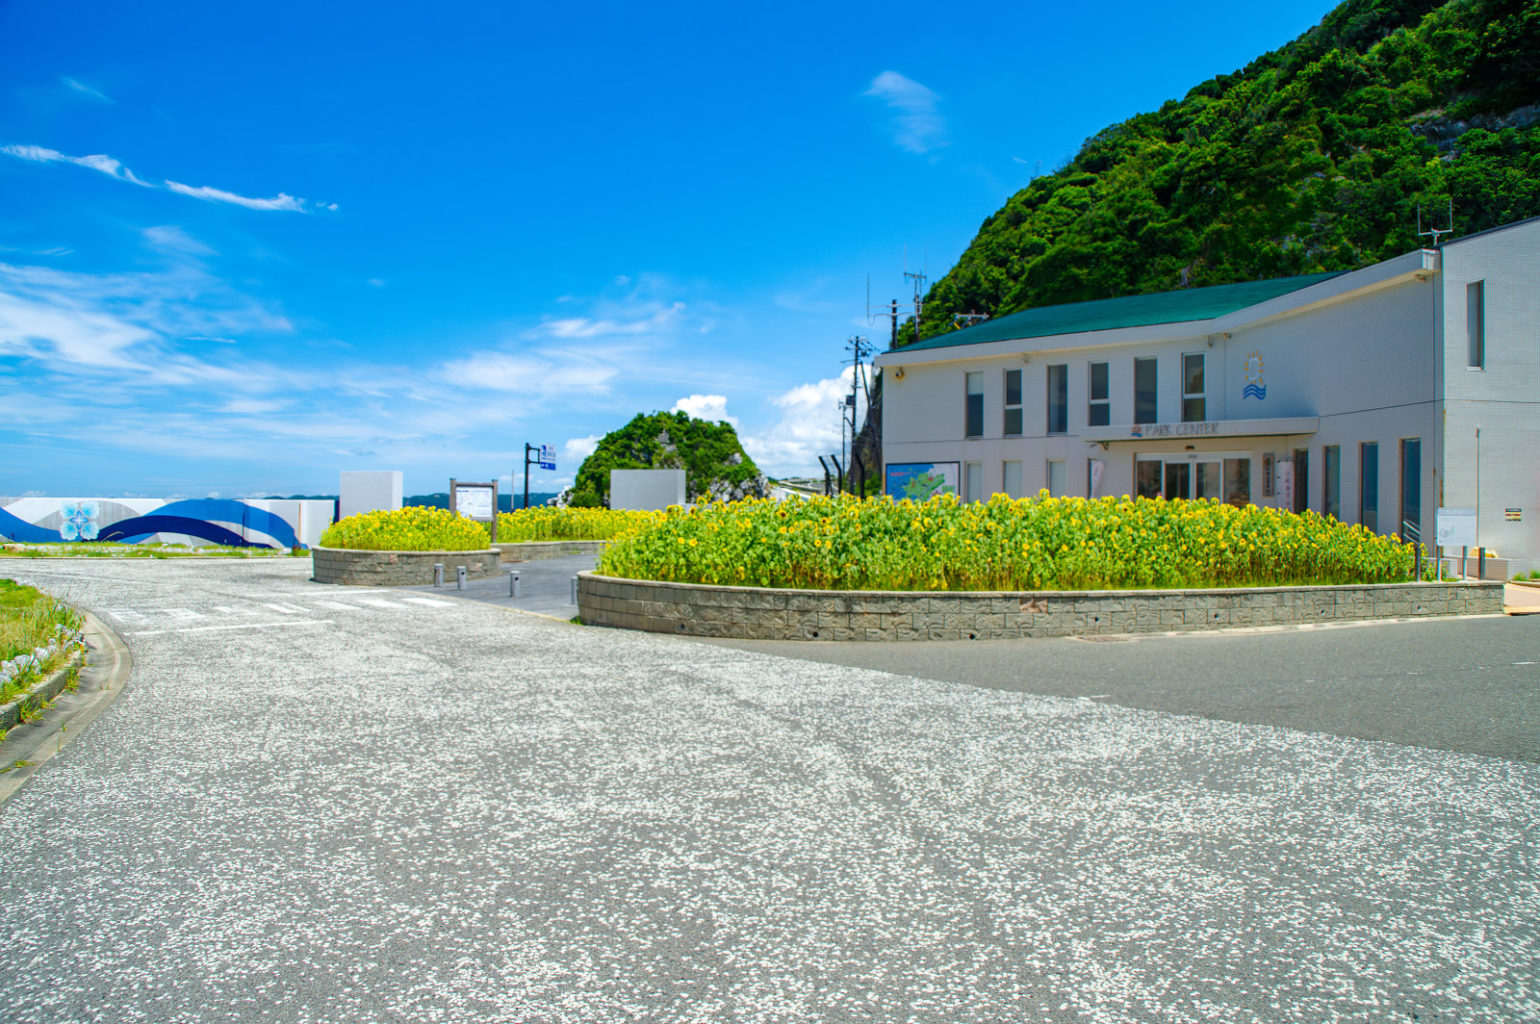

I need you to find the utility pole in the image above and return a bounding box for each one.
[843,335,873,496]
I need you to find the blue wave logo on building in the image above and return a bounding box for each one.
[1242,349,1267,400]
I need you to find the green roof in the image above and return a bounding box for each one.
[895,271,1344,353]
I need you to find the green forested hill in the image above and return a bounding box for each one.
[569,411,768,507]
[910,0,1539,342]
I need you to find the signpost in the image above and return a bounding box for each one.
[523,443,557,509]
[1436,507,1477,579]
[449,478,498,543]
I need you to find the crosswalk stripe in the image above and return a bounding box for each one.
[311,600,364,611]
[354,597,406,609]
[401,597,452,608]
[263,603,308,614]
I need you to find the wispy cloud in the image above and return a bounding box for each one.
[61,77,112,103]
[863,71,947,155]
[539,301,686,339]
[2,144,334,212]
[1,144,150,186]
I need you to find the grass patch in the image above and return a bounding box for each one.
[599,493,1422,592]
[0,579,85,705]
[0,541,286,558]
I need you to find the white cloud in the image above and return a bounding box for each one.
[435,349,622,397]
[2,144,329,212]
[1,144,150,186]
[563,435,600,463]
[671,393,738,427]
[144,225,214,256]
[863,71,947,155]
[742,368,866,476]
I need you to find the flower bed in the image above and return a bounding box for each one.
[597,493,1419,592]
[314,507,498,585]
[493,507,662,543]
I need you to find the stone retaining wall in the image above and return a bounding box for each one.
[312,547,500,586]
[577,573,1504,641]
[495,540,607,561]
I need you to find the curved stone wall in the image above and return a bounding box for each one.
[312,547,500,586]
[576,572,1503,641]
[495,540,608,561]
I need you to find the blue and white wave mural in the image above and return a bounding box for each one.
[0,497,335,549]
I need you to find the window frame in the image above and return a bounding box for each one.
[1134,357,1158,425]
[1467,281,1485,369]
[964,371,984,438]
[1046,364,1068,435]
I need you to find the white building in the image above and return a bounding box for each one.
[876,216,1540,571]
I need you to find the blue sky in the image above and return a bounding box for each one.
[1,0,1337,499]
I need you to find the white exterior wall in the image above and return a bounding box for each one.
[880,223,1539,570]
[1437,218,1540,570]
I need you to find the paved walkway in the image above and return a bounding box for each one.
[0,558,1536,1023]
[400,551,595,619]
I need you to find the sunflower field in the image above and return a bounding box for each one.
[319,506,491,551]
[597,492,1419,591]
[494,506,662,542]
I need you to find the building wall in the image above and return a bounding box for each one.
[1437,218,1540,570]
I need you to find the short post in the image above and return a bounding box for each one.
[433,563,444,588]
[1461,545,1468,580]
[457,565,467,591]
[1414,544,1422,582]
[571,575,578,606]
[1478,546,1486,581]
[509,568,520,598]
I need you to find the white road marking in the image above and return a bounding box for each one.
[354,597,406,609]
[125,620,334,637]
[311,600,365,611]
[160,608,205,622]
[98,607,149,624]
[401,597,452,608]
[262,602,309,614]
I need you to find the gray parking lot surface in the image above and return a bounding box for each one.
[693,614,1540,764]
[400,552,595,619]
[1,558,1537,1024]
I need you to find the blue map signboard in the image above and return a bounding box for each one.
[885,461,960,501]
[538,444,556,471]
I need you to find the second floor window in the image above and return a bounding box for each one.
[1004,369,1023,435]
[1134,358,1157,424]
[1088,361,1109,426]
[1046,364,1067,434]
[965,372,984,437]
[1182,353,1205,422]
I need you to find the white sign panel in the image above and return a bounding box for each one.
[1436,507,1477,548]
[454,485,494,520]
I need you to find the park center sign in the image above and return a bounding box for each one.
[1079,415,1320,445]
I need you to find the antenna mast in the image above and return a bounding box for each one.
[1418,198,1455,248]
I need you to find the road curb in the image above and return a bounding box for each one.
[0,611,132,805]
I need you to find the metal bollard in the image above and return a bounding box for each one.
[1414,545,1422,582]
[571,575,578,605]
[457,565,467,591]
[1478,546,1486,581]
[509,568,520,598]
[433,563,444,588]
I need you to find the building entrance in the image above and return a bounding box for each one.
[1136,454,1253,505]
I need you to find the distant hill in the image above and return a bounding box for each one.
[406,492,560,512]
[570,411,768,507]
[910,0,1540,341]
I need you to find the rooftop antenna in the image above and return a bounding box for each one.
[1418,198,1455,248]
[953,312,989,328]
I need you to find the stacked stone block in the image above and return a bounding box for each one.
[312,547,500,586]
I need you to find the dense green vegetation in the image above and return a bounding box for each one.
[912,0,1540,338]
[495,507,660,541]
[1,579,84,705]
[570,411,768,508]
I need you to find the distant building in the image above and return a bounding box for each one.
[875,216,1540,571]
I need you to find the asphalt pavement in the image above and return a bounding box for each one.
[400,552,595,619]
[0,557,1535,1024]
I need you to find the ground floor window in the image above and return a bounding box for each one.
[1401,437,1421,543]
[1361,442,1379,533]
[1136,455,1251,505]
[1002,460,1021,499]
[965,462,983,503]
[1047,459,1066,497]
[1324,445,1341,520]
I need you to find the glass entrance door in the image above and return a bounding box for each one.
[1139,456,1251,504]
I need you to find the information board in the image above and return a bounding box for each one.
[1435,507,1477,548]
[454,484,493,520]
[884,462,959,501]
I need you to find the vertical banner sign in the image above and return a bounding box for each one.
[1274,460,1293,509]
[1089,459,1105,499]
